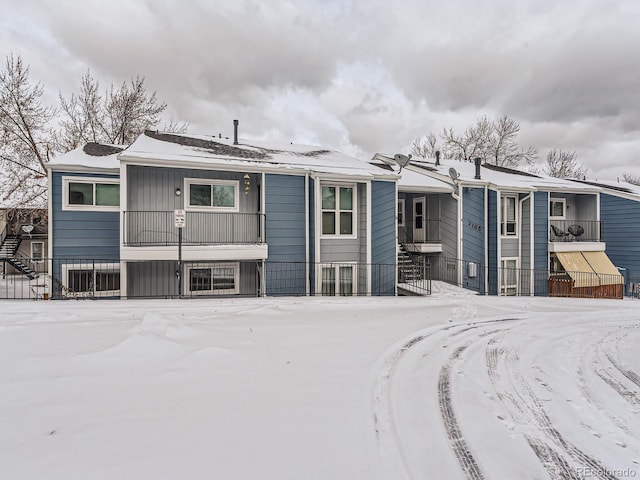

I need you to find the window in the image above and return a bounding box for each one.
[63,177,120,211]
[500,195,517,236]
[549,198,566,219]
[320,264,356,296]
[500,258,518,296]
[322,185,355,236]
[397,199,405,227]
[186,179,238,211]
[186,263,239,295]
[62,263,120,297]
[31,241,44,261]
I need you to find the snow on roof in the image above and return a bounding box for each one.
[120,131,397,180]
[573,178,640,200]
[369,157,453,192]
[375,155,600,193]
[47,143,122,172]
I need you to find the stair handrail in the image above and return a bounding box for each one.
[8,254,40,279]
[0,223,7,247]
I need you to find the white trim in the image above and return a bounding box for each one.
[500,194,519,238]
[47,169,53,281]
[184,178,240,212]
[548,241,606,253]
[397,198,405,227]
[319,183,357,239]
[530,192,535,296]
[596,192,601,222]
[499,257,519,296]
[305,173,310,295]
[120,244,268,261]
[120,260,128,299]
[549,197,566,220]
[61,176,120,211]
[184,262,240,296]
[120,162,128,250]
[61,262,121,297]
[317,262,358,296]
[314,175,321,267]
[366,181,372,295]
[484,185,489,295]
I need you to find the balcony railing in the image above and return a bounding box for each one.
[398,220,441,244]
[123,211,265,246]
[549,219,602,242]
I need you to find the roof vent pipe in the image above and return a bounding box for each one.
[435,150,441,166]
[474,157,482,180]
[233,119,239,145]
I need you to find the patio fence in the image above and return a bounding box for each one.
[0,256,632,301]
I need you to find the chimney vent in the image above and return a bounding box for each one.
[474,157,481,180]
[233,119,239,145]
[435,150,441,166]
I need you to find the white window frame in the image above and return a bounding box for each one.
[318,263,357,296]
[549,198,566,220]
[61,262,121,297]
[499,257,519,296]
[185,178,239,212]
[185,262,240,295]
[397,198,405,227]
[320,184,357,238]
[500,195,518,238]
[31,241,44,262]
[62,176,120,211]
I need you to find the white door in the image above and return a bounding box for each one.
[413,197,425,242]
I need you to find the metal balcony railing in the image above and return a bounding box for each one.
[549,219,602,242]
[123,211,265,246]
[398,220,441,244]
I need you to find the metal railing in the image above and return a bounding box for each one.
[398,221,441,244]
[549,219,602,242]
[123,211,265,246]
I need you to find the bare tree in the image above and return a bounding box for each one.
[411,115,537,167]
[0,54,54,208]
[622,173,640,185]
[544,149,586,179]
[57,71,185,150]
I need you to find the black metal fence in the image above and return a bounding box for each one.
[0,256,632,301]
[549,219,601,242]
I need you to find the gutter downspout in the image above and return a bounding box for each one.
[313,174,321,294]
[484,184,488,295]
[519,193,532,296]
[261,171,266,297]
[120,161,127,299]
[47,168,53,297]
[366,181,372,296]
[530,192,535,296]
[497,189,502,294]
[451,183,462,286]
[305,173,310,295]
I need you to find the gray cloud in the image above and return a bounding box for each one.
[2,0,640,179]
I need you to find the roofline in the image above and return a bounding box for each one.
[46,165,120,175]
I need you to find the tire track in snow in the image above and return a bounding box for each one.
[438,343,486,480]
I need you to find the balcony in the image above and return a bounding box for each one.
[398,221,442,253]
[549,219,601,242]
[121,211,267,261]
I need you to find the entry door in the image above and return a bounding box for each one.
[413,197,425,242]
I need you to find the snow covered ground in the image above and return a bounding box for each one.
[1,286,639,479]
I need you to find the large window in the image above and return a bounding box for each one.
[500,258,518,296]
[62,263,120,297]
[63,177,119,211]
[322,185,355,236]
[186,179,238,211]
[186,263,239,295]
[549,198,566,219]
[500,195,517,237]
[320,264,356,296]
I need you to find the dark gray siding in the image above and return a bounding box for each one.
[52,171,120,259]
[127,166,260,213]
[371,180,396,295]
[319,183,363,264]
[265,174,306,295]
[534,191,549,296]
[462,187,485,290]
[601,193,640,282]
[440,194,458,259]
[520,196,531,295]
[309,177,315,295]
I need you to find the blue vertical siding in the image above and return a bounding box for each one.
[487,190,498,294]
[462,187,485,291]
[309,177,315,295]
[534,191,549,296]
[601,193,640,284]
[371,180,397,295]
[265,174,306,295]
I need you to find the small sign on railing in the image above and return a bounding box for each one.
[174,209,186,229]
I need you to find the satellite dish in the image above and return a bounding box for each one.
[22,224,34,234]
[393,153,412,168]
[449,167,460,181]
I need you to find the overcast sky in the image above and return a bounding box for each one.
[2,0,639,179]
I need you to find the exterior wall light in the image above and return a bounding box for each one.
[244,174,251,195]
[175,187,182,196]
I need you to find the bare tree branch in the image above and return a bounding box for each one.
[544,149,586,179]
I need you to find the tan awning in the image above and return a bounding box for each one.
[582,251,624,285]
[555,252,599,288]
[555,251,623,288]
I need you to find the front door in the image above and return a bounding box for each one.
[413,197,425,242]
